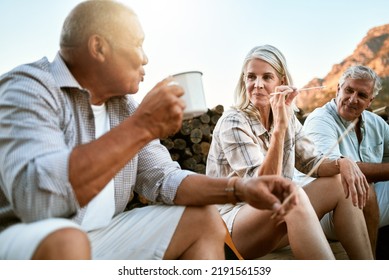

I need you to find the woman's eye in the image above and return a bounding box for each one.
[246,74,256,81]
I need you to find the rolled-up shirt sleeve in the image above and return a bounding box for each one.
[135,139,194,204]
[0,68,79,223]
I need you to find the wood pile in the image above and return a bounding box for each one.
[126,105,224,210]
[160,105,224,174]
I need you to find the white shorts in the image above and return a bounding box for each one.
[0,218,81,260]
[320,180,389,240]
[217,203,245,234]
[375,181,389,227]
[0,205,185,260]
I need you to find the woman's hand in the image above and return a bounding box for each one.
[270,86,297,131]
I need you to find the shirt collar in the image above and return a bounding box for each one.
[329,98,365,129]
[51,52,84,90]
[244,112,268,136]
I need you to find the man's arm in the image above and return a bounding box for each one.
[317,157,369,208]
[174,173,298,217]
[70,78,185,207]
[0,67,79,222]
[303,110,369,208]
[356,162,389,183]
[0,72,184,224]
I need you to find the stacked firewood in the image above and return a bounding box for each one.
[160,105,224,174]
[126,105,224,210]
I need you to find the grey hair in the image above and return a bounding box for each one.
[233,45,294,117]
[338,65,382,97]
[60,0,136,48]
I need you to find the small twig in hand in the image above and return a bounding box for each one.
[270,86,326,96]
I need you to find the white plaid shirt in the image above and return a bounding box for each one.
[206,108,323,180]
[0,53,191,232]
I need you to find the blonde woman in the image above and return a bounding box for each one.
[206,45,373,260]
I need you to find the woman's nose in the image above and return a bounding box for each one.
[254,78,264,88]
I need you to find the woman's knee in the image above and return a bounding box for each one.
[288,188,317,217]
[33,227,91,260]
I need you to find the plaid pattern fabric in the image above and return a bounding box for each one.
[206,108,323,180]
[0,53,192,232]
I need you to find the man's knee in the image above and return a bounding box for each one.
[184,205,225,238]
[165,205,226,259]
[33,227,91,260]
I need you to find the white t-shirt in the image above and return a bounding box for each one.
[81,104,115,231]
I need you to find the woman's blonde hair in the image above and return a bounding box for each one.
[233,45,294,118]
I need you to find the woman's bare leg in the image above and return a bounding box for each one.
[285,188,334,259]
[231,188,334,259]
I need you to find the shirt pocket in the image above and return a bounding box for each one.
[360,142,383,163]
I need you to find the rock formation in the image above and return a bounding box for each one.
[297,24,389,114]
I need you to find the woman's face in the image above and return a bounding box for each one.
[244,58,283,109]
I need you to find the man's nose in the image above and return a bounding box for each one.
[349,93,358,103]
[142,48,148,65]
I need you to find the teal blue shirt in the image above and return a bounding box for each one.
[303,99,389,164]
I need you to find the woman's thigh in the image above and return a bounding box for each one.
[231,204,287,258]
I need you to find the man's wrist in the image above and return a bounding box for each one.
[335,156,345,170]
[225,177,243,204]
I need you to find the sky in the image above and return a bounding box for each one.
[1,0,389,110]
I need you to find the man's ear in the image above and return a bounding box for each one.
[367,96,375,109]
[88,35,107,62]
[336,83,340,97]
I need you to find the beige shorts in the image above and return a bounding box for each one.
[320,181,389,240]
[0,205,185,260]
[320,211,338,240]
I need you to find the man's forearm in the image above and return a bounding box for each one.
[69,116,153,207]
[357,162,389,183]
